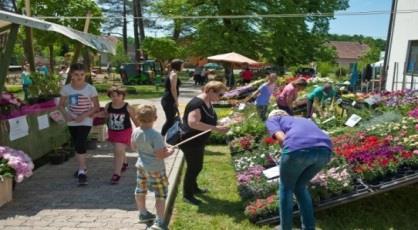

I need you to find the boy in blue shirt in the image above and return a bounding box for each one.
[132,105,174,230]
[247,72,277,121]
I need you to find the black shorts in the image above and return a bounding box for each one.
[68,126,92,154]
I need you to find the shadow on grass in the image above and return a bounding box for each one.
[315,184,418,230]
[204,150,225,156]
[195,193,248,223]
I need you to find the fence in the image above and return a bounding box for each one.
[389,62,418,91]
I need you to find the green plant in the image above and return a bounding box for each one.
[335,67,348,78]
[207,132,226,145]
[5,85,23,93]
[126,86,138,95]
[317,62,336,78]
[28,73,61,101]
[94,84,111,93]
[239,177,277,201]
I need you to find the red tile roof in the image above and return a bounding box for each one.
[329,41,370,60]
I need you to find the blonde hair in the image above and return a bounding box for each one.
[203,81,227,93]
[268,109,289,118]
[136,105,157,123]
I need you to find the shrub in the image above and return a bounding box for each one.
[5,85,23,93]
[335,67,348,77]
[126,86,138,95]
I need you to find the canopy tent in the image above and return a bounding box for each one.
[207,52,259,65]
[371,60,384,67]
[0,10,116,54]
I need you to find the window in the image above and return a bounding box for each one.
[406,40,418,74]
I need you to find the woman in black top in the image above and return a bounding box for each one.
[180,81,230,205]
[161,59,183,136]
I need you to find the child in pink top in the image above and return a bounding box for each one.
[276,78,307,115]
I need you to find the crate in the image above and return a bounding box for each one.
[0,177,13,207]
[89,124,107,142]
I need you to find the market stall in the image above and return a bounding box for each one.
[222,85,418,224]
[0,10,115,161]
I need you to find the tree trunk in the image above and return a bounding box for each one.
[82,49,91,73]
[24,0,35,71]
[137,0,145,41]
[132,0,140,62]
[173,19,181,40]
[24,28,35,72]
[49,44,54,74]
[122,0,128,54]
[0,24,19,92]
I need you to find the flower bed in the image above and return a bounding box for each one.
[224,90,418,224]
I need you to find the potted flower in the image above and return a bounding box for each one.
[0,146,34,207]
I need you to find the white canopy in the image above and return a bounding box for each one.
[371,60,384,67]
[0,10,116,54]
[207,52,259,65]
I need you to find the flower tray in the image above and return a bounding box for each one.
[255,173,418,225]
[366,170,418,190]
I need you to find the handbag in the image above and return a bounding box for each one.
[165,108,184,145]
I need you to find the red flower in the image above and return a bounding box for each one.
[401,151,413,159]
[264,137,275,145]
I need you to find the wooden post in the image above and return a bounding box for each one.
[0,24,19,93]
[71,11,92,65]
[24,0,35,72]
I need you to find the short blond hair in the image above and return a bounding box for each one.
[203,81,227,93]
[136,104,157,123]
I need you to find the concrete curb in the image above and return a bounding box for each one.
[163,148,184,225]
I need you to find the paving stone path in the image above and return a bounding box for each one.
[0,83,200,230]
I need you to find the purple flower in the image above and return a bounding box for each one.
[0,146,34,183]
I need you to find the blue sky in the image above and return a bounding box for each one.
[329,0,392,39]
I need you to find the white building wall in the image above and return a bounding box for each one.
[386,0,418,91]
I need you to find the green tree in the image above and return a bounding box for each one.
[151,0,194,40]
[142,37,180,64]
[110,41,131,70]
[21,0,102,72]
[258,0,349,67]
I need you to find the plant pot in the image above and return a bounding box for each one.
[0,177,13,207]
[49,152,66,165]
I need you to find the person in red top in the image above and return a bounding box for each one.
[241,67,253,84]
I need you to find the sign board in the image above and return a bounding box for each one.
[263,165,280,180]
[37,114,50,130]
[345,114,362,127]
[8,116,29,141]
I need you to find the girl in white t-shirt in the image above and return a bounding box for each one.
[59,63,99,186]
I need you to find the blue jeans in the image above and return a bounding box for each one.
[279,147,331,230]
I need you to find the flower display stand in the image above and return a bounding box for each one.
[0,107,70,161]
[0,177,13,207]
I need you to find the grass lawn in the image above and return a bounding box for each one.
[316,184,418,229]
[170,145,418,230]
[170,145,272,230]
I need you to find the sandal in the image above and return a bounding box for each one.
[121,163,128,172]
[110,174,121,185]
